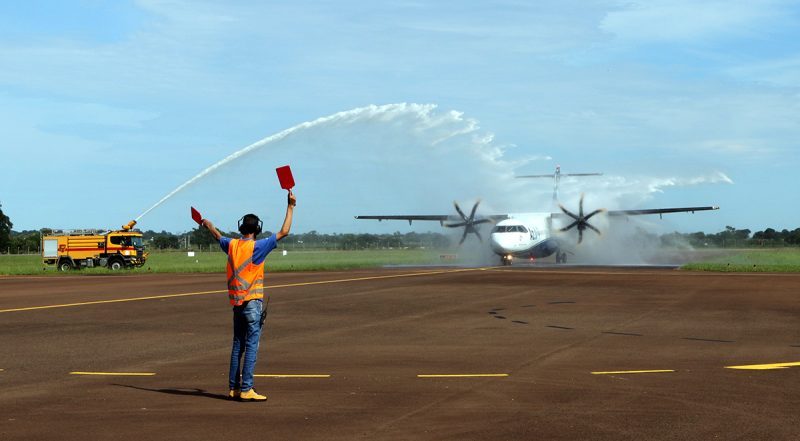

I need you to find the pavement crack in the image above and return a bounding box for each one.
[601,331,644,337]
[682,337,735,343]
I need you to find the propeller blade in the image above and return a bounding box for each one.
[559,204,580,220]
[468,200,481,221]
[560,194,606,244]
[451,199,488,245]
[559,220,579,232]
[453,201,468,221]
[459,229,469,245]
[584,209,606,221]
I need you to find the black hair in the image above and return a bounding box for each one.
[238,213,263,236]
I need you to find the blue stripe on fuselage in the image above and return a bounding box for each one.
[512,238,560,259]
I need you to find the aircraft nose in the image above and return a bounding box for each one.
[489,233,504,253]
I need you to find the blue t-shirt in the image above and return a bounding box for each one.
[219,235,278,266]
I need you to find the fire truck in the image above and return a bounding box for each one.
[41,220,148,271]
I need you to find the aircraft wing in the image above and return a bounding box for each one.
[552,205,719,219]
[607,206,719,217]
[355,214,509,225]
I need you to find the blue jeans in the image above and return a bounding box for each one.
[229,300,263,391]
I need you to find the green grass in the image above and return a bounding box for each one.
[681,248,800,273]
[7,247,799,275]
[0,248,444,276]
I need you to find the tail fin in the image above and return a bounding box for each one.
[516,166,602,201]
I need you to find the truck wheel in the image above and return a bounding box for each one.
[109,259,124,271]
[58,260,73,272]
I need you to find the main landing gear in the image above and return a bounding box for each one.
[555,251,568,264]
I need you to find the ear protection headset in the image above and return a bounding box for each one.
[238,214,263,236]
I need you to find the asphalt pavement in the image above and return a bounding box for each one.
[1,267,799,440]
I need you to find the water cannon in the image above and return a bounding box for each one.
[122,220,137,231]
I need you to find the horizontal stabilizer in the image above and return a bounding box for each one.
[516,173,602,178]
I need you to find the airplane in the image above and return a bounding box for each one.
[355,168,719,265]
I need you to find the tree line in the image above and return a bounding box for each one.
[140,228,451,251]
[660,226,800,248]
[1,203,798,254]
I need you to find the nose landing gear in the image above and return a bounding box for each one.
[501,255,513,266]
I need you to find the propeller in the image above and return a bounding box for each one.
[558,193,606,244]
[444,200,492,245]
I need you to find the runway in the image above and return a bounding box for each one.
[1,267,799,440]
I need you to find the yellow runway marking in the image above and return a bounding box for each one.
[725,361,800,370]
[70,372,156,376]
[0,268,487,314]
[417,374,509,378]
[0,290,225,313]
[591,370,675,375]
[255,374,331,378]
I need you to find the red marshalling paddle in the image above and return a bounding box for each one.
[190,206,203,225]
[276,165,295,190]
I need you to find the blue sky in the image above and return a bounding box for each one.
[1,0,798,236]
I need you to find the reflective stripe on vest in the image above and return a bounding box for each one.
[226,239,265,306]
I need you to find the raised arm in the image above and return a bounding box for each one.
[276,190,296,241]
[201,219,223,241]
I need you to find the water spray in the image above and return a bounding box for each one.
[133,104,423,222]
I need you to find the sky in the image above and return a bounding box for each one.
[0,0,798,236]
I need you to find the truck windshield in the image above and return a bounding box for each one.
[131,237,143,247]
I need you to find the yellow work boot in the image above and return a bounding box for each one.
[228,388,240,400]
[239,388,267,402]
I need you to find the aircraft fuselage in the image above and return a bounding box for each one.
[488,213,562,262]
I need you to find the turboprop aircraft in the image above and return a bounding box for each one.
[355,168,719,265]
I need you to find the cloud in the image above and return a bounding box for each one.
[692,139,775,156]
[554,172,733,211]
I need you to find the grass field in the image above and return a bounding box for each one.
[0,248,444,276]
[3,247,799,275]
[681,248,800,273]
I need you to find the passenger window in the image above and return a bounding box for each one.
[110,236,122,245]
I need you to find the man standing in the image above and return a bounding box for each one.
[201,191,296,402]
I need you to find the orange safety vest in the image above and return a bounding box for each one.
[226,239,264,306]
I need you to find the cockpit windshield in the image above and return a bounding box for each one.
[492,225,527,233]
